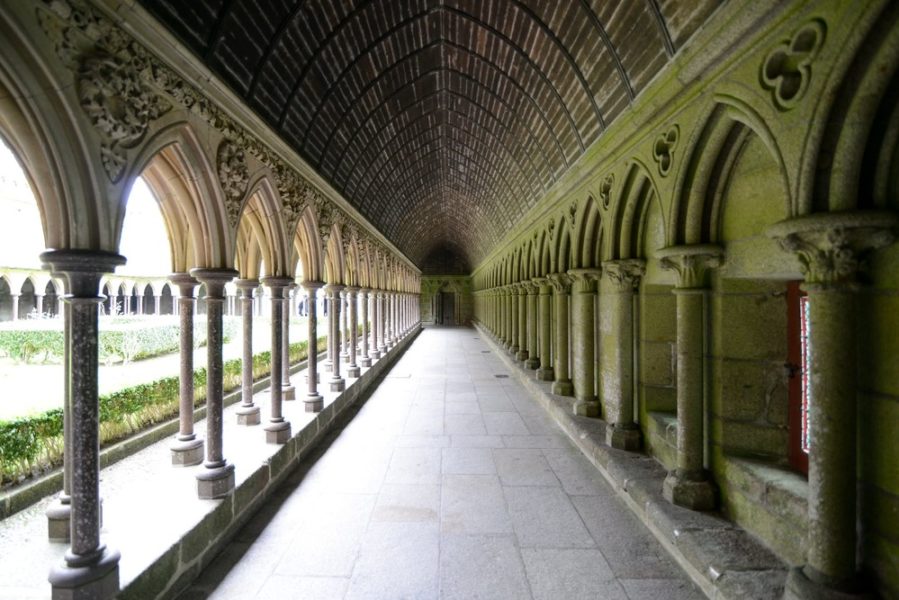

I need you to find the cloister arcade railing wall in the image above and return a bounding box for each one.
[470,1,899,598]
[0,1,421,597]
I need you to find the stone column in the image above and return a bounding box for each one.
[769,212,896,598]
[43,250,124,600]
[35,293,44,316]
[601,259,646,451]
[261,276,293,444]
[46,294,71,541]
[339,289,349,362]
[658,245,722,511]
[387,292,396,347]
[191,268,238,498]
[303,281,324,412]
[568,269,602,416]
[326,284,346,392]
[548,274,573,396]
[516,284,530,360]
[154,295,162,316]
[501,288,509,345]
[235,279,261,425]
[525,282,540,369]
[378,292,388,355]
[136,294,144,315]
[322,292,333,373]
[360,288,372,366]
[282,284,295,401]
[371,290,382,359]
[346,287,361,377]
[534,279,554,381]
[167,274,204,465]
[509,284,520,354]
[11,294,20,320]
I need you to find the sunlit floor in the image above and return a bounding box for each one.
[180,327,701,600]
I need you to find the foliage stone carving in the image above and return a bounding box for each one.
[217,141,249,228]
[761,20,826,111]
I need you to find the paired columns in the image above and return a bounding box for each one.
[326,284,346,392]
[191,268,238,499]
[769,212,897,599]
[262,276,293,444]
[658,245,722,511]
[169,274,204,465]
[43,249,125,600]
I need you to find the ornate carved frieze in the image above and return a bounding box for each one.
[652,126,678,177]
[760,20,826,111]
[216,141,249,228]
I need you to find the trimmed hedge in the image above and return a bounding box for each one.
[0,335,328,486]
[0,318,238,365]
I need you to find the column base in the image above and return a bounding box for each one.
[378,345,388,355]
[264,421,292,444]
[662,470,717,511]
[509,344,520,355]
[323,361,333,373]
[536,367,554,381]
[329,377,346,392]
[606,424,642,451]
[784,566,871,600]
[573,398,600,418]
[46,498,71,543]
[516,350,529,361]
[48,545,120,600]
[347,365,361,378]
[170,437,204,467]
[283,384,296,401]
[370,350,381,360]
[340,352,349,363]
[305,372,320,384]
[525,357,540,370]
[552,379,573,396]
[304,394,324,412]
[196,463,236,499]
[360,357,372,367]
[236,404,261,426]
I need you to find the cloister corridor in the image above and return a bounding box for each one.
[179,327,699,600]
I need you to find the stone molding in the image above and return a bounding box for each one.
[767,211,897,287]
[657,245,724,289]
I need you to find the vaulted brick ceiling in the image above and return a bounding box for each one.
[139,0,720,273]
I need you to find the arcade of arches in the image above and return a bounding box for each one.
[0,0,897,598]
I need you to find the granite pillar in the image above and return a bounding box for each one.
[568,269,602,416]
[190,268,238,498]
[303,281,324,412]
[534,279,554,381]
[346,287,361,377]
[548,274,573,396]
[235,279,260,425]
[360,288,372,366]
[327,284,346,392]
[43,250,124,600]
[282,284,295,401]
[262,276,293,444]
[169,273,204,465]
[525,282,540,369]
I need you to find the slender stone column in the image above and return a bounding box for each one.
[501,288,509,345]
[346,287,361,377]
[509,284,520,353]
[601,260,646,451]
[360,288,372,366]
[769,212,897,598]
[303,281,324,412]
[43,250,124,600]
[46,294,71,541]
[387,292,396,347]
[516,284,530,361]
[10,294,20,320]
[339,289,349,362]
[191,268,238,498]
[282,284,295,401]
[568,269,602,416]
[154,295,162,316]
[136,294,144,315]
[377,292,388,355]
[327,284,346,391]
[534,279,554,381]
[166,274,205,466]
[658,245,722,511]
[525,282,540,369]
[548,274,573,396]
[371,290,382,359]
[235,279,261,425]
[261,276,293,444]
[35,293,44,316]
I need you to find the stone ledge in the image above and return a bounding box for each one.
[0,351,327,521]
[117,328,421,599]
[475,323,789,600]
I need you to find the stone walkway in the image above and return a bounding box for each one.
[180,327,702,600]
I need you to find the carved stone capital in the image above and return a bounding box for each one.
[658,245,723,289]
[532,277,551,294]
[547,273,572,295]
[567,268,602,294]
[216,141,249,228]
[602,259,646,292]
[767,211,897,287]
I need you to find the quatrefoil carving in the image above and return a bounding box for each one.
[761,20,826,110]
[599,173,614,209]
[653,126,678,177]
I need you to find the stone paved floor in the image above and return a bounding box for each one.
[181,327,702,600]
